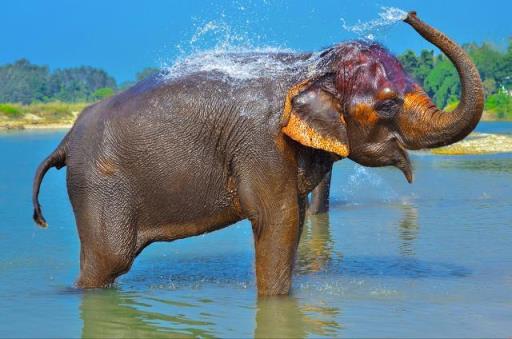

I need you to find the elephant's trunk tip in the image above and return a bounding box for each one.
[404,11,418,23]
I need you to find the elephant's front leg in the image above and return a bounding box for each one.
[252,199,300,296]
[239,171,301,296]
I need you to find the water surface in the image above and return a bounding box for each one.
[1,122,511,337]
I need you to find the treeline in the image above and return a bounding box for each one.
[0,59,160,105]
[1,40,511,118]
[399,39,512,118]
[0,59,117,104]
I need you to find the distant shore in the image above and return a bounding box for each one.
[2,120,511,156]
[431,132,512,155]
[1,109,510,131]
[0,123,73,130]
[1,99,512,132]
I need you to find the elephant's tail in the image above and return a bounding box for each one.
[32,135,69,228]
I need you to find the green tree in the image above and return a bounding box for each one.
[482,78,497,98]
[485,91,512,119]
[466,42,502,81]
[424,55,459,108]
[93,87,115,100]
[495,38,512,90]
[398,50,418,76]
[398,49,434,87]
[0,59,50,104]
[0,103,22,118]
[136,67,160,81]
[49,66,117,102]
[414,49,435,85]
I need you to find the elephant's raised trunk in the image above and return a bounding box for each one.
[397,12,484,150]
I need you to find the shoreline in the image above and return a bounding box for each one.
[2,124,511,156]
[0,123,73,130]
[2,117,511,131]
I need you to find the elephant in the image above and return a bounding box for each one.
[307,169,333,214]
[32,12,483,296]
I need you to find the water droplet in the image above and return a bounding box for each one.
[341,7,407,41]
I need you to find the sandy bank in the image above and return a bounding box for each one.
[0,122,73,130]
[433,133,512,155]
[2,123,511,155]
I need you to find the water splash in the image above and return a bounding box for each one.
[340,165,398,204]
[162,19,305,81]
[163,47,301,81]
[161,6,407,81]
[188,20,250,52]
[341,7,407,41]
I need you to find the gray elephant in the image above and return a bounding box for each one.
[33,12,483,296]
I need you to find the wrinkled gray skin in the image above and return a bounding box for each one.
[308,170,332,214]
[36,54,335,295]
[32,13,483,296]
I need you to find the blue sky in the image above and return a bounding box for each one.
[1,0,510,82]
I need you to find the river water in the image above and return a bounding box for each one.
[0,122,511,337]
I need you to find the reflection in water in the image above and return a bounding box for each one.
[398,204,419,257]
[80,288,342,338]
[296,213,336,274]
[3,129,512,337]
[80,289,215,338]
[337,256,470,278]
[438,157,512,173]
[254,297,342,338]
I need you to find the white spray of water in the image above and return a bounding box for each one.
[162,19,309,82]
[341,165,398,204]
[157,7,416,195]
[341,7,407,41]
[161,6,408,81]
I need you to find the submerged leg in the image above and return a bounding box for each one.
[239,169,302,296]
[71,183,138,288]
[307,168,332,215]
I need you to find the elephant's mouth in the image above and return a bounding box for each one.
[348,137,413,184]
[394,143,413,183]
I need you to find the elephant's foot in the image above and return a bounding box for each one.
[76,273,116,289]
[76,249,135,289]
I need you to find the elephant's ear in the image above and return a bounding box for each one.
[280,80,349,157]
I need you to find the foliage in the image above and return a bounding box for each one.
[485,92,512,119]
[24,101,84,120]
[398,49,434,86]
[136,67,160,81]
[0,59,116,104]
[423,55,460,107]
[444,100,459,113]
[1,39,512,121]
[401,39,512,119]
[0,59,50,104]
[93,87,115,100]
[415,50,435,85]
[0,101,88,127]
[398,50,418,76]
[0,103,23,118]
[49,67,116,102]
[482,78,497,97]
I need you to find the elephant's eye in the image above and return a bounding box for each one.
[374,98,403,119]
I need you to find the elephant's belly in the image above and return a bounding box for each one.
[138,207,243,244]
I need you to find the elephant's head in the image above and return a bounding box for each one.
[280,12,484,182]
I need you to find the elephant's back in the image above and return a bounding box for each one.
[64,50,319,163]
[63,72,280,220]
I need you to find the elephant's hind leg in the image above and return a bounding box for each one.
[71,183,138,288]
